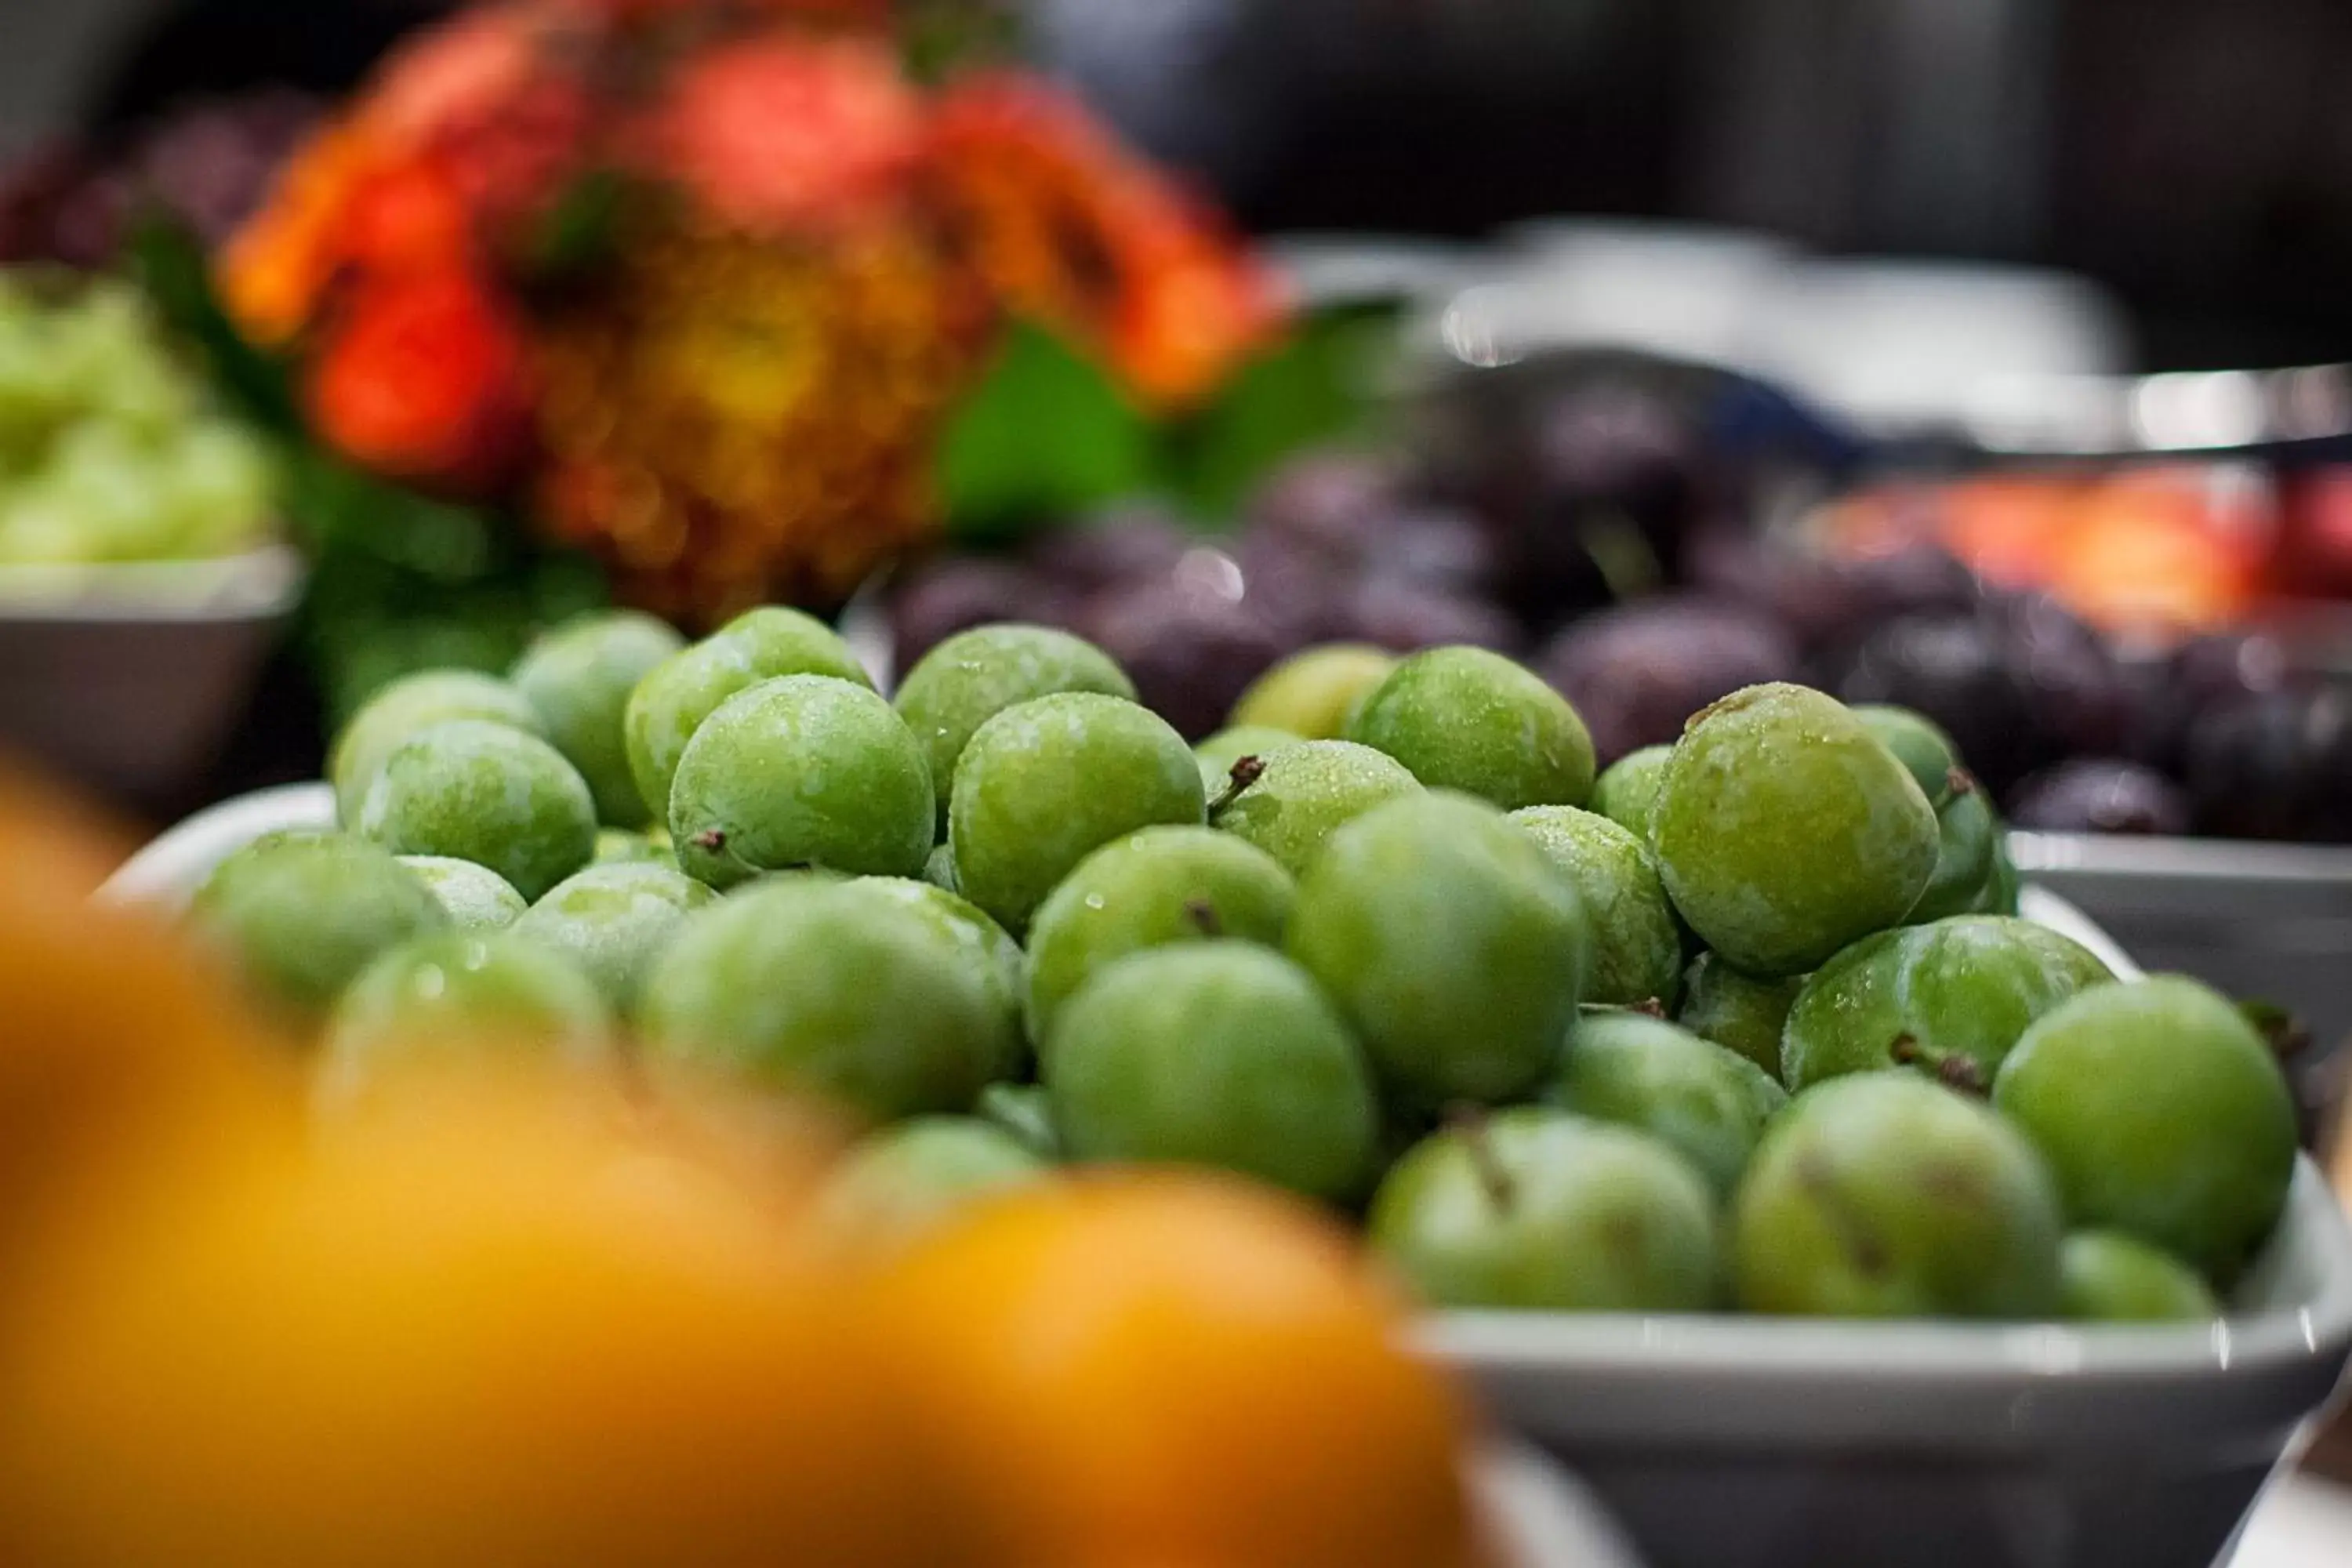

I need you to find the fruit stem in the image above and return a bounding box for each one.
[688,828,770,881]
[1208,755,1266,817]
[1444,1103,1517,1214]
[1889,1033,1988,1097]
[1948,767,1977,800]
[1183,898,1222,937]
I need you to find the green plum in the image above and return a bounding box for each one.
[513,862,717,1018]
[639,880,1004,1123]
[1195,724,1300,794]
[948,692,1206,932]
[1994,977,2297,1282]
[1984,830,2021,916]
[1348,646,1595,811]
[591,827,669,866]
[1508,806,1681,1008]
[1023,826,1295,1047]
[396,855,526,932]
[1210,739,1421,879]
[1046,942,1381,1202]
[891,623,1135,825]
[921,841,960,893]
[1230,643,1396,739]
[837,877,1025,1083]
[1287,792,1589,1106]
[1548,1011,1785,1196]
[511,609,687,827]
[356,718,599,902]
[1590,745,1672,844]
[1367,1108,1719,1312]
[622,605,872,818]
[328,669,543,826]
[811,1116,1050,1243]
[975,1081,1060,1160]
[1853,704,1961,810]
[1905,779,2001,925]
[2060,1231,2220,1323]
[189,829,447,1021]
[1732,1073,2063,1319]
[1675,953,1803,1081]
[1780,916,2113,1094]
[1651,683,1939,976]
[668,675,934,888]
[318,931,615,1106]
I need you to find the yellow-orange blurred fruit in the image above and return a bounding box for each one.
[0,1081,955,1568]
[0,782,296,1294]
[875,1173,1482,1568]
[0,757,136,899]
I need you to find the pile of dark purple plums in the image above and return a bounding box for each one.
[887,383,2352,844]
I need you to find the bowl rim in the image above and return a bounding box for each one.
[1419,1159,2352,1385]
[0,543,303,624]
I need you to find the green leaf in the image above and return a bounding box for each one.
[514,170,629,284]
[902,0,1024,85]
[125,213,300,432]
[276,444,509,583]
[1163,303,1396,522]
[938,321,1158,543]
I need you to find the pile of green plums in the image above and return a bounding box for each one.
[187,611,2300,1324]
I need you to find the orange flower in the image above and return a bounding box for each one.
[357,0,593,233]
[532,219,988,623]
[306,267,532,492]
[338,156,474,277]
[929,74,1282,408]
[219,128,374,344]
[622,37,924,236]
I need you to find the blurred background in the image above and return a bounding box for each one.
[3,0,2352,1065]
[11,0,2352,367]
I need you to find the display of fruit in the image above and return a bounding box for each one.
[3,771,1500,1566]
[0,271,276,566]
[887,394,2352,844]
[171,607,2304,1334]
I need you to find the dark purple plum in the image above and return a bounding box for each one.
[1830,614,2034,789]
[1357,506,1500,597]
[1998,595,2133,764]
[2123,633,2292,774]
[1083,569,1292,741]
[1231,532,1352,644]
[1339,580,1520,657]
[1468,383,1715,629]
[1690,532,1977,656]
[1022,506,1193,593]
[2183,685,2352,844]
[2008,760,2192,837]
[1539,597,1801,763]
[890,557,1068,674]
[1248,452,1409,557]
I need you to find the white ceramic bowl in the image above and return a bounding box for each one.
[0,546,302,808]
[103,801,2350,1568]
[1419,908,2352,1568]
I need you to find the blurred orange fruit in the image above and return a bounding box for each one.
[0,777,296,1294]
[875,1173,1483,1568]
[0,1081,954,1568]
[0,755,136,900]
